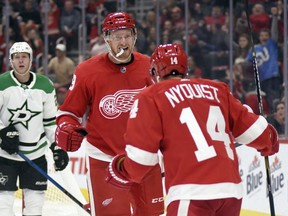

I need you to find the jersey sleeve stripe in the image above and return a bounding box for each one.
[234,116,268,145]
[126,145,159,166]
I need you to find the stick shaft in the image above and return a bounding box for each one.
[18,151,91,215]
[244,1,275,215]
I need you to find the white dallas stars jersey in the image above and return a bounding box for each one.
[0,71,57,161]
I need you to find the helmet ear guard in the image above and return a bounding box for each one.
[150,44,188,82]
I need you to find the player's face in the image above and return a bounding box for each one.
[11,52,31,74]
[107,29,135,61]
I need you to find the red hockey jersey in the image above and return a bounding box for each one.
[121,78,272,207]
[57,52,152,157]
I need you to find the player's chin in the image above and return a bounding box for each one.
[16,68,28,74]
[121,50,132,58]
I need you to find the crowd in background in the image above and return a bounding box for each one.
[0,0,286,136]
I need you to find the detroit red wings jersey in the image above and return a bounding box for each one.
[122,78,272,207]
[57,52,152,156]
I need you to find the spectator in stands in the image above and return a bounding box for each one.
[249,3,270,42]
[161,20,174,44]
[59,0,81,51]
[142,10,157,31]
[128,11,148,53]
[234,33,251,65]
[187,55,202,78]
[266,101,285,136]
[244,90,270,116]
[235,10,248,38]
[56,87,68,107]
[222,64,246,103]
[190,2,204,21]
[246,8,281,113]
[146,41,157,56]
[146,26,157,50]
[90,36,108,56]
[204,5,226,26]
[86,0,105,15]
[169,6,185,41]
[0,21,22,72]
[40,0,61,56]
[163,20,174,37]
[25,28,43,71]
[273,0,284,42]
[25,28,43,58]
[18,0,42,35]
[48,43,75,89]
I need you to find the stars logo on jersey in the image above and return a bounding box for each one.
[8,100,41,129]
[99,86,146,119]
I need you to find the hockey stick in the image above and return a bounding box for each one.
[17,151,91,215]
[244,1,275,215]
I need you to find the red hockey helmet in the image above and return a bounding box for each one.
[102,12,136,35]
[150,44,187,83]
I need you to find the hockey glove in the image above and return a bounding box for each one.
[55,122,87,152]
[258,124,279,156]
[50,142,69,171]
[106,154,133,190]
[0,125,20,155]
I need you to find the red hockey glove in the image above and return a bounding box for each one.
[259,124,279,156]
[268,124,279,155]
[55,122,87,152]
[106,154,133,190]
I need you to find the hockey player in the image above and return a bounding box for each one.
[106,44,280,216]
[55,12,164,215]
[0,42,69,216]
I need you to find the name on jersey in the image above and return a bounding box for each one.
[165,83,220,108]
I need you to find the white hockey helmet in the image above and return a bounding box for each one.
[9,42,33,61]
[9,42,33,75]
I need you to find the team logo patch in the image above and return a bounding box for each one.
[99,87,146,119]
[0,173,8,186]
[120,67,126,73]
[102,198,113,206]
[8,100,41,130]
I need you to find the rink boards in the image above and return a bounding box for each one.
[68,141,288,216]
[237,140,288,216]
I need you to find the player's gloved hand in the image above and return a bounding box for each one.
[106,154,133,190]
[0,125,20,155]
[258,124,279,156]
[268,124,279,155]
[50,142,69,171]
[55,122,87,152]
